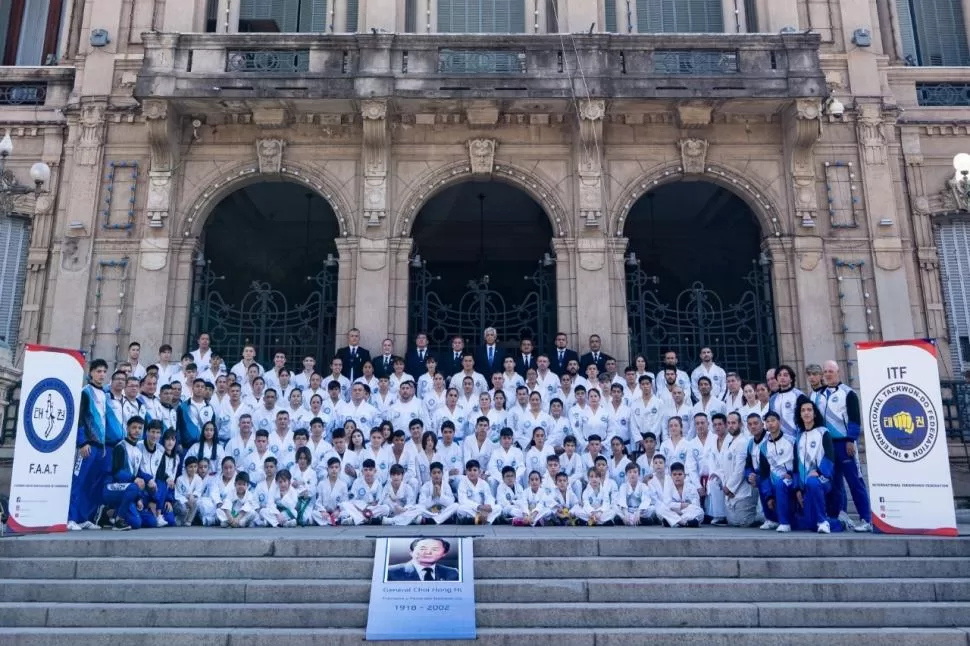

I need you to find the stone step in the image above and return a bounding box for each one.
[4,601,970,629]
[3,533,969,559]
[2,627,969,646]
[2,577,969,604]
[2,555,969,581]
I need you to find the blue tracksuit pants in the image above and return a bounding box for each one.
[826,439,871,522]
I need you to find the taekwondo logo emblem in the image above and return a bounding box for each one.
[869,382,939,463]
[24,377,74,453]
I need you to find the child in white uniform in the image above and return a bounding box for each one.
[615,462,656,526]
[513,471,552,526]
[174,456,204,526]
[457,460,500,524]
[217,472,257,527]
[341,459,388,525]
[548,472,580,525]
[380,464,423,526]
[660,462,704,527]
[495,467,523,522]
[260,469,300,527]
[418,462,460,525]
[575,469,616,526]
[311,457,350,526]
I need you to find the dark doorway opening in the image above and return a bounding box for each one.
[624,180,776,380]
[190,181,339,365]
[410,181,556,354]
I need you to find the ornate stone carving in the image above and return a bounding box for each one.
[256,138,285,175]
[857,103,887,166]
[468,138,497,176]
[145,172,172,228]
[679,138,708,175]
[75,102,106,166]
[577,100,605,227]
[783,99,822,228]
[361,100,389,227]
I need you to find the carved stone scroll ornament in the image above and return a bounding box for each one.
[362,100,388,227]
[785,99,822,228]
[144,100,180,228]
[76,103,107,167]
[577,100,605,227]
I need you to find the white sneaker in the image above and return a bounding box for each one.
[284,519,297,527]
[156,516,168,528]
[838,511,855,530]
[776,524,792,533]
[67,520,83,531]
[853,520,872,533]
[759,520,779,531]
[817,520,831,534]
[80,521,99,530]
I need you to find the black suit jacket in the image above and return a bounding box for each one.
[513,353,538,378]
[335,346,371,381]
[373,354,396,380]
[405,349,434,379]
[441,351,466,381]
[386,562,460,582]
[474,345,507,377]
[549,348,580,375]
[579,351,612,373]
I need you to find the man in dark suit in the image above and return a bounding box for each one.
[335,328,371,382]
[474,327,507,377]
[404,331,434,378]
[514,338,537,378]
[442,336,466,380]
[385,538,460,582]
[579,334,612,373]
[373,338,396,379]
[550,331,580,376]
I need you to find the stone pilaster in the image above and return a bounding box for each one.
[335,236,361,354]
[551,237,578,351]
[573,235,615,357]
[387,238,414,351]
[793,236,835,366]
[48,100,108,349]
[856,102,914,341]
[607,236,630,364]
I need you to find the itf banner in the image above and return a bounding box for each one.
[856,339,957,536]
[7,344,85,534]
[366,537,476,641]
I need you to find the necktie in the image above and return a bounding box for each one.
[422,567,434,581]
[559,350,564,363]
[594,353,599,362]
[488,346,494,363]
[526,354,530,364]
[419,350,424,361]
[350,347,356,360]
[455,353,460,362]
[384,357,390,370]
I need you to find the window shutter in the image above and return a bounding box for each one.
[239,0,299,31]
[895,0,919,62]
[605,0,617,32]
[406,0,418,31]
[345,0,359,32]
[938,222,970,373]
[911,0,970,66]
[437,0,525,32]
[299,0,328,32]
[637,0,722,32]
[0,217,30,350]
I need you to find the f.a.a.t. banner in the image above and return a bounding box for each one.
[856,339,957,536]
[7,344,85,534]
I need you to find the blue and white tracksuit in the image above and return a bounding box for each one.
[813,383,871,523]
[103,439,154,529]
[795,427,836,530]
[69,383,122,524]
[769,386,804,443]
[747,432,795,526]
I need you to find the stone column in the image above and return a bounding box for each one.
[792,237,835,366]
[607,236,630,364]
[388,238,414,352]
[574,236,615,358]
[216,0,240,33]
[765,237,802,368]
[159,0,203,32]
[349,237,393,350]
[334,237,360,355]
[551,237,578,350]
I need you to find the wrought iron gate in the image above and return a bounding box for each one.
[189,262,338,366]
[626,261,777,381]
[410,263,556,355]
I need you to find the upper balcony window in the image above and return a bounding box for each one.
[636,0,723,33]
[437,0,525,33]
[207,0,359,33]
[0,0,65,65]
[897,0,970,66]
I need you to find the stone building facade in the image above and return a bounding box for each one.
[1,0,970,384]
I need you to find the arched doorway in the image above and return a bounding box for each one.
[623,180,777,380]
[409,180,556,354]
[189,181,340,365]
